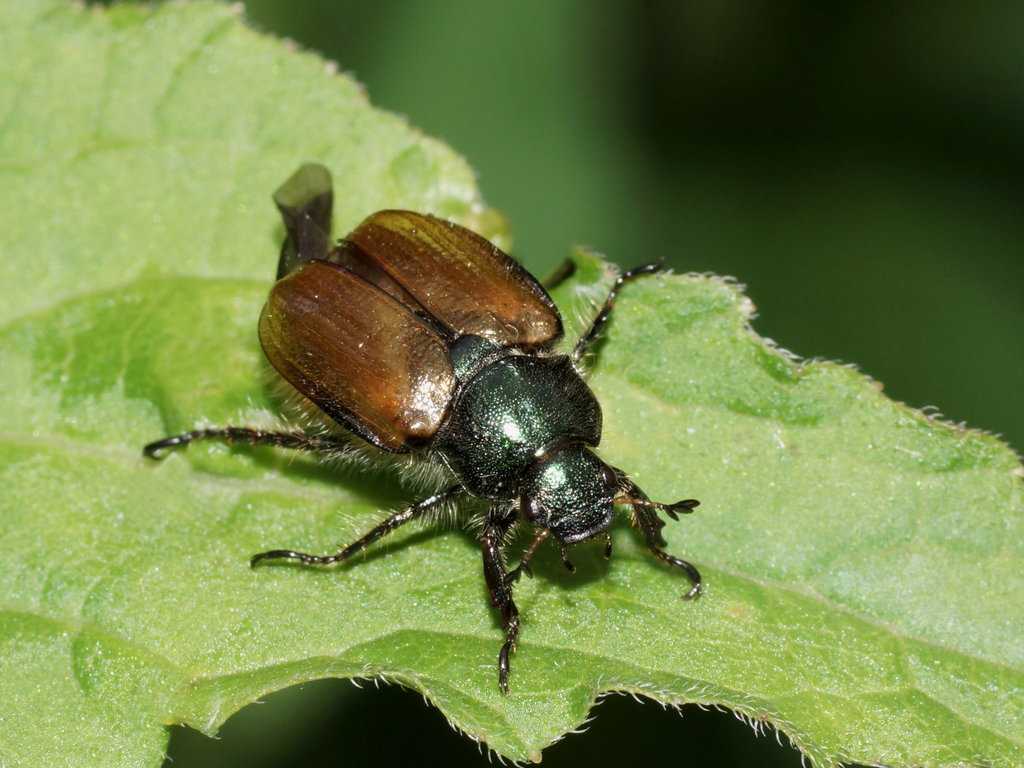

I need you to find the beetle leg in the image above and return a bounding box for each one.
[143,427,348,460]
[642,535,703,600]
[541,257,576,290]
[480,514,520,694]
[559,545,576,574]
[273,162,334,279]
[618,475,703,599]
[250,486,462,568]
[572,262,665,364]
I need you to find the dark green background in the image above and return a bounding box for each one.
[164,2,1023,766]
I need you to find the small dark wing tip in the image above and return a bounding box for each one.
[273,163,333,213]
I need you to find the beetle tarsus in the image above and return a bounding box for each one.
[572,261,667,363]
[143,427,347,460]
[504,562,532,587]
[617,474,703,599]
[273,163,334,279]
[143,434,190,459]
[481,516,520,695]
[650,547,703,599]
[559,545,576,574]
[504,528,549,587]
[250,549,342,567]
[498,621,519,695]
[542,257,576,291]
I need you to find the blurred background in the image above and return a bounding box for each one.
[164,1,1023,765]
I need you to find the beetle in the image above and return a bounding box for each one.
[144,163,702,693]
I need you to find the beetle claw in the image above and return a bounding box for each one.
[661,551,703,599]
[498,643,512,695]
[504,562,533,587]
[559,546,576,574]
[142,435,185,460]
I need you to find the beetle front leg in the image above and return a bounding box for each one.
[618,475,703,599]
[480,514,519,694]
[504,528,550,586]
[641,526,703,600]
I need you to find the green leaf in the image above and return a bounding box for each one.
[0,2,1021,767]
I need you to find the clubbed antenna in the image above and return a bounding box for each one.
[615,474,703,599]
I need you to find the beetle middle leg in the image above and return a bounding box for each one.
[572,262,665,363]
[480,510,520,694]
[250,486,462,568]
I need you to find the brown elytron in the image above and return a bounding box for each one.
[262,208,564,452]
[341,210,563,349]
[259,260,456,452]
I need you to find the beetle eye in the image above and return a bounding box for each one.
[601,462,619,492]
[521,496,549,527]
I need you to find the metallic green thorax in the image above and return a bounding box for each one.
[436,335,604,501]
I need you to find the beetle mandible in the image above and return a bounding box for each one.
[145,163,702,693]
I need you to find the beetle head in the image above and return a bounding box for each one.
[520,445,619,544]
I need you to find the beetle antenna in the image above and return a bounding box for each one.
[616,495,699,521]
[505,528,549,586]
[604,532,613,560]
[615,475,703,599]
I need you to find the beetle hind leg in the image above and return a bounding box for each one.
[143,427,347,460]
